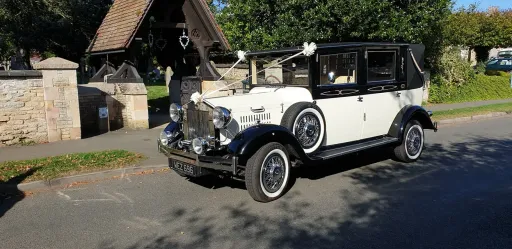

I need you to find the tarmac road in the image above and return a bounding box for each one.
[1,117,512,249]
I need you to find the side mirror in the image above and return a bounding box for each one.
[328,72,335,83]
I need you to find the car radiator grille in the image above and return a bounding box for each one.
[184,107,213,139]
[239,113,272,130]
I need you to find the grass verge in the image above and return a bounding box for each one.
[0,150,146,184]
[432,102,512,121]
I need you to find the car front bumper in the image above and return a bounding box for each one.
[157,139,238,176]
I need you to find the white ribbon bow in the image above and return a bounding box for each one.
[302,42,317,56]
[237,50,247,62]
[190,92,203,105]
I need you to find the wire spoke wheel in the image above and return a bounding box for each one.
[406,126,422,156]
[261,153,286,193]
[294,113,321,149]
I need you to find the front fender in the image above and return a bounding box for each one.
[388,105,438,141]
[227,124,310,164]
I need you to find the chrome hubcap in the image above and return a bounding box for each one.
[262,154,286,193]
[295,113,320,149]
[406,127,422,156]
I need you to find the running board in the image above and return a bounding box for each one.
[311,137,399,160]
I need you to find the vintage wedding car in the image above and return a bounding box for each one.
[157,42,438,202]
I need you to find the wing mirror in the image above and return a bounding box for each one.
[328,72,335,83]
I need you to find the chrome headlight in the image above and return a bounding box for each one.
[159,131,170,145]
[192,138,207,155]
[212,106,232,129]
[169,103,183,123]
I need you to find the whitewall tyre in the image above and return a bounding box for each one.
[245,142,292,202]
[393,120,425,162]
[281,102,325,154]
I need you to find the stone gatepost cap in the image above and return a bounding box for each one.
[33,57,79,70]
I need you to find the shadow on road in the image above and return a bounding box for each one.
[98,136,512,249]
[0,168,38,218]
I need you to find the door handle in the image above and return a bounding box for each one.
[250,106,265,113]
[396,92,401,97]
[357,96,363,102]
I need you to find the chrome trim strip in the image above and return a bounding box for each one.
[320,89,359,96]
[232,156,238,175]
[368,85,398,92]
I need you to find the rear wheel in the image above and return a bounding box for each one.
[245,142,292,202]
[393,120,424,162]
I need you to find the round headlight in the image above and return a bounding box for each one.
[192,138,207,155]
[169,103,183,123]
[213,106,232,129]
[160,131,169,145]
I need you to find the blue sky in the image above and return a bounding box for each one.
[454,0,512,10]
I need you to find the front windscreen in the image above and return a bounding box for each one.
[498,51,512,58]
[251,54,310,86]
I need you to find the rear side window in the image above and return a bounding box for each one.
[367,51,396,82]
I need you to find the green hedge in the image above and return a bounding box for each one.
[429,74,512,104]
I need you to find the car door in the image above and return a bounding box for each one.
[361,47,404,139]
[312,48,365,146]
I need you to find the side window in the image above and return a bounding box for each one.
[367,51,397,82]
[319,52,358,86]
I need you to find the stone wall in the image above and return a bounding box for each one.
[214,64,249,82]
[78,82,148,135]
[0,72,48,145]
[0,57,82,146]
[78,89,107,136]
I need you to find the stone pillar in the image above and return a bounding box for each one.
[34,57,81,142]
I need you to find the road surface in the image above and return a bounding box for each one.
[1,117,512,249]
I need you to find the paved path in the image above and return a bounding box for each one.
[426,98,512,112]
[0,122,167,166]
[1,116,512,249]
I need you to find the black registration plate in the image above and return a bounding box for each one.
[171,160,201,177]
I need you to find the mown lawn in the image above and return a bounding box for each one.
[0,150,146,183]
[146,79,169,113]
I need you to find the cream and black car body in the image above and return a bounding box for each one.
[157,42,438,202]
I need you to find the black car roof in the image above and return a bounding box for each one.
[245,42,413,57]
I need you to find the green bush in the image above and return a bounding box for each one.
[435,46,475,87]
[474,62,486,74]
[429,74,512,104]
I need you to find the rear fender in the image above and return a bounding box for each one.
[388,105,437,141]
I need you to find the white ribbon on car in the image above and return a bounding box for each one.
[189,42,317,105]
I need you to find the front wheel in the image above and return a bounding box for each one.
[245,142,292,202]
[393,120,425,162]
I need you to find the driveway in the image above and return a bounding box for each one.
[1,117,512,249]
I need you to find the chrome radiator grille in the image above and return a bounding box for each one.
[184,106,214,140]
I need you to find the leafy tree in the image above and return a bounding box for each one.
[216,0,452,68]
[445,5,512,62]
[0,0,111,65]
